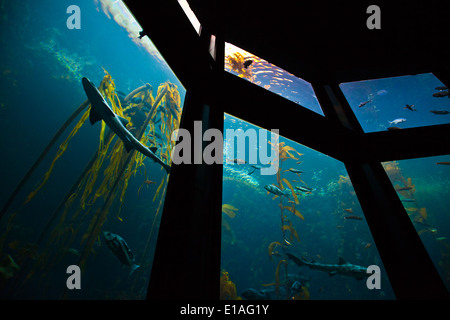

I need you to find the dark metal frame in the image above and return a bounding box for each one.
[125,0,449,299]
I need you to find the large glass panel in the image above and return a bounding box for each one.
[221,113,395,300]
[340,73,449,133]
[382,156,450,292]
[0,0,185,299]
[224,43,324,116]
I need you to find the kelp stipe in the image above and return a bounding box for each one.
[264,138,306,299]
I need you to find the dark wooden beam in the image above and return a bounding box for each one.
[124,0,212,90]
[147,89,224,299]
[220,72,360,162]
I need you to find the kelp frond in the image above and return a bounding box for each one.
[220,270,239,300]
[268,241,282,260]
[25,107,90,204]
[281,178,299,205]
[222,204,238,219]
[262,259,288,297]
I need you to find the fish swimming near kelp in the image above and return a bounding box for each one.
[295,186,313,193]
[264,184,290,197]
[395,186,413,191]
[82,77,170,174]
[103,231,140,276]
[243,60,253,69]
[287,253,368,280]
[344,215,363,221]
[241,281,305,300]
[285,168,305,174]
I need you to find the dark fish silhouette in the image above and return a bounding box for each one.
[430,110,450,115]
[243,60,253,69]
[432,91,449,97]
[358,100,372,108]
[138,30,146,39]
[404,104,417,111]
[103,231,140,276]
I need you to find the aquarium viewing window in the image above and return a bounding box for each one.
[339,73,450,133]
[382,156,450,292]
[221,113,394,300]
[1,0,449,303]
[0,0,185,299]
[224,43,324,116]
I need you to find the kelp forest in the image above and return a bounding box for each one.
[0,69,182,298]
[221,136,311,300]
[220,118,449,299]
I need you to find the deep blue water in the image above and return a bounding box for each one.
[340,73,450,132]
[221,115,394,299]
[0,1,448,301]
[0,0,185,299]
[221,113,449,300]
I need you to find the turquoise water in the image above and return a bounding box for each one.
[340,73,450,132]
[221,113,449,299]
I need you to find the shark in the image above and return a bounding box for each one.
[286,253,368,280]
[82,77,170,174]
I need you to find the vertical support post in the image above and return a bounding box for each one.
[346,161,448,299]
[147,1,225,298]
[147,86,223,299]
